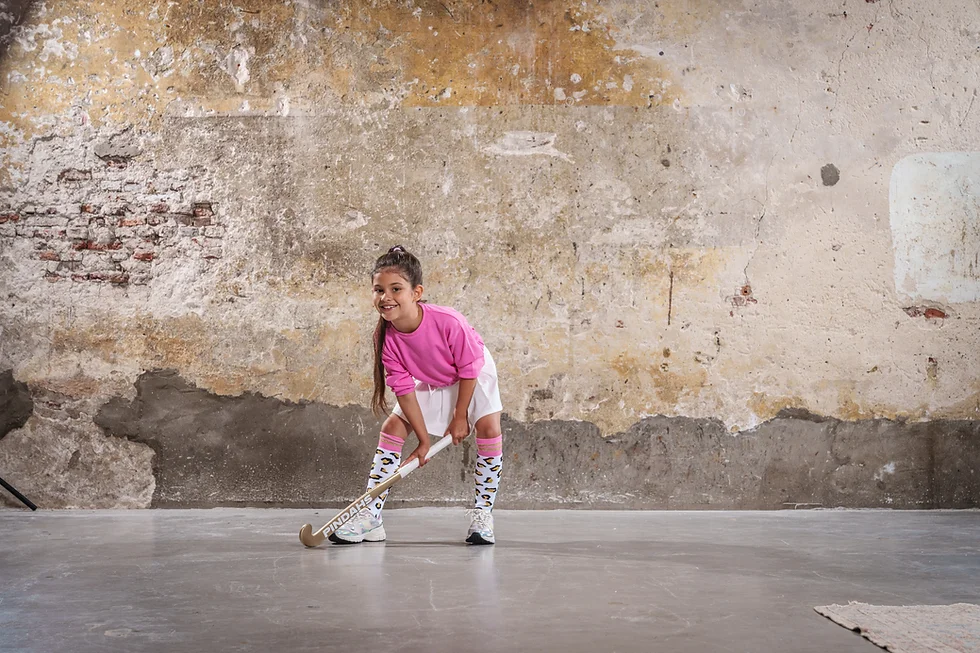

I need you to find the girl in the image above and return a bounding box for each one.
[331,245,504,545]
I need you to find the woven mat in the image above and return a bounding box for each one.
[814,602,980,653]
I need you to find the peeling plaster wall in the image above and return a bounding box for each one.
[0,0,978,508]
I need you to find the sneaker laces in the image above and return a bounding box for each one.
[342,508,374,531]
[467,509,492,530]
[357,507,374,521]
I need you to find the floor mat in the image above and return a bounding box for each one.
[814,602,980,653]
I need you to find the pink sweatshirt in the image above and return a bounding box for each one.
[382,303,485,397]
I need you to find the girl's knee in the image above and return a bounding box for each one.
[474,413,502,440]
[382,414,411,438]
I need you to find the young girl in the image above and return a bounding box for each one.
[330,245,504,545]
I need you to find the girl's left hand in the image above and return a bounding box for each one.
[446,413,471,445]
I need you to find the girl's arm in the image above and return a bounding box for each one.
[396,392,432,467]
[447,378,478,445]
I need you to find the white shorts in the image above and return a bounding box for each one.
[392,346,503,437]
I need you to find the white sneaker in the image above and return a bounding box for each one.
[466,509,495,545]
[329,508,386,544]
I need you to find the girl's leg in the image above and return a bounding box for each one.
[367,414,412,520]
[332,414,413,544]
[473,412,503,512]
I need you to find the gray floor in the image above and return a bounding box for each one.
[1,509,978,652]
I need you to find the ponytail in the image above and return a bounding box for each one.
[372,316,389,415]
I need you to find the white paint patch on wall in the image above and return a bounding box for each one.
[222,46,251,91]
[484,132,572,161]
[890,153,980,303]
[874,462,897,482]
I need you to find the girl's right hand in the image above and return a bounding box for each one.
[403,437,431,468]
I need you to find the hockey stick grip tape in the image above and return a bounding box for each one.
[398,435,453,477]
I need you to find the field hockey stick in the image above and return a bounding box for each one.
[299,435,453,548]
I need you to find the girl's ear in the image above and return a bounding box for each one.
[413,285,424,302]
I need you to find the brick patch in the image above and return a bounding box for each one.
[2,153,224,286]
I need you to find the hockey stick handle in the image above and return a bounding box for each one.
[398,433,453,476]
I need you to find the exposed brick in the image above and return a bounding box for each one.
[31,216,69,228]
[177,214,211,228]
[58,169,92,183]
[44,272,63,283]
[80,204,99,214]
[87,272,129,284]
[150,202,169,213]
[0,213,21,223]
[71,273,90,282]
[118,218,145,227]
[189,203,214,226]
[39,251,60,261]
[33,228,67,239]
[133,251,155,261]
[903,306,949,319]
[73,240,124,251]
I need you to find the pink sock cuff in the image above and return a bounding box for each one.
[378,432,405,453]
[476,435,503,456]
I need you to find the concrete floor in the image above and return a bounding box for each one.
[1,509,978,652]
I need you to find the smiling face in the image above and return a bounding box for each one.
[373,268,423,327]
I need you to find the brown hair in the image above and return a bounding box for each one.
[371,245,424,415]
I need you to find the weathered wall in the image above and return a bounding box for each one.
[1,0,978,508]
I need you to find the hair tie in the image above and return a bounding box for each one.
[389,245,405,253]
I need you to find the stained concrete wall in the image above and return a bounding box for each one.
[1,0,978,508]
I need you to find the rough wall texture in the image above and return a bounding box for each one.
[0,369,32,438]
[88,370,980,509]
[0,0,978,508]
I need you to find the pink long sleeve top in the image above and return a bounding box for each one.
[382,303,485,397]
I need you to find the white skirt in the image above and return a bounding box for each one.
[392,346,503,437]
